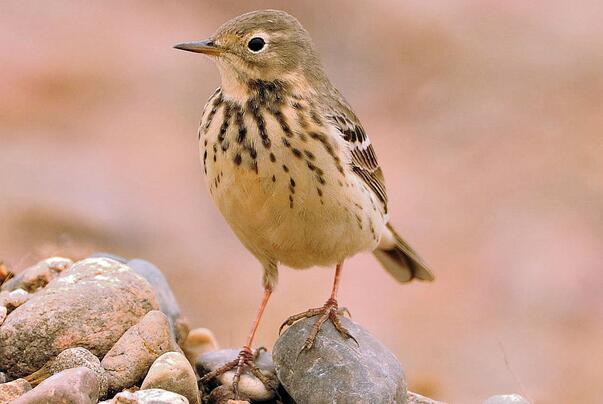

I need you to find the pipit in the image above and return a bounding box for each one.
[176,9,434,397]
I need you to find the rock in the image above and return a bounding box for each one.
[273,316,407,404]
[27,347,109,398]
[206,385,240,404]
[0,258,159,378]
[197,349,277,402]
[0,379,31,403]
[182,327,219,365]
[141,351,200,404]
[0,289,30,312]
[483,394,530,404]
[127,259,188,344]
[108,388,189,403]
[0,372,6,384]
[101,310,176,394]
[13,367,99,404]
[1,257,72,293]
[408,391,447,403]
[89,252,128,264]
[0,306,6,326]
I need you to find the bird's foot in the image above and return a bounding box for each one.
[199,346,279,400]
[279,298,358,352]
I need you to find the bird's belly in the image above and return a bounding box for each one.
[207,156,384,269]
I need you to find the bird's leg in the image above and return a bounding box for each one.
[279,262,357,351]
[199,287,278,400]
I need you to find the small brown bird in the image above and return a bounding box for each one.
[176,9,433,396]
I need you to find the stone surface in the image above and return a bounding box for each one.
[0,288,30,312]
[0,378,31,403]
[42,347,109,398]
[273,316,407,404]
[182,327,219,365]
[408,391,447,403]
[483,394,530,404]
[101,310,175,394]
[0,258,159,378]
[1,257,72,293]
[108,388,189,403]
[13,367,99,404]
[197,349,277,402]
[0,306,6,326]
[141,351,200,404]
[127,259,187,344]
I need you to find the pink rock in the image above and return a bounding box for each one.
[0,258,159,378]
[12,367,99,404]
[0,378,31,403]
[101,310,176,394]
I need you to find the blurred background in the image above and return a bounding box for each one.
[1,1,602,402]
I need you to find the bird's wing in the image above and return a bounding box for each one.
[326,112,388,213]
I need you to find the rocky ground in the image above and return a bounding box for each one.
[0,256,527,403]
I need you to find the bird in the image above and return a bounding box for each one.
[175,9,434,398]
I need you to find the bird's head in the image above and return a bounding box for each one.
[175,10,325,94]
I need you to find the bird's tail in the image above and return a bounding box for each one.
[373,223,434,283]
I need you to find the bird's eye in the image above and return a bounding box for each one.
[247,37,266,53]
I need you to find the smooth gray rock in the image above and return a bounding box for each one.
[141,351,200,404]
[13,367,99,404]
[127,259,187,344]
[0,258,159,378]
[197,349,277,401]
[273,316,407,404]
[483,394,530,404]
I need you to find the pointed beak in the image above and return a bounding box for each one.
[174,39,223,56]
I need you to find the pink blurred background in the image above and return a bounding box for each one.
[1,1,602,402]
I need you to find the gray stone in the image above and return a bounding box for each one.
[273,316,407,404]
[127,259,188,344]
[0,258,159,378]
[483,394,530,404]
[13,367,99,404]
[0,378,31,403]
[197,349,277,402]
[141,351,200,404]
[108,388,189,403]
[1,257,72,293]
[101,310,176,394]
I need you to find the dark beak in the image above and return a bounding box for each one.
[174,39,223,56]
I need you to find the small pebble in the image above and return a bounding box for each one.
[0,378,32,403]
[197,349,277,402]
[109,388,189,403]
[1,289,30,312]
[141,351,200,404]
[483,394,530,404]
[182,327,219,364]
[408,391,447,403]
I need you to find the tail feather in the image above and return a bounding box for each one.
[373,223,434,283]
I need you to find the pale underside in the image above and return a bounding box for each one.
[199,87,390,287]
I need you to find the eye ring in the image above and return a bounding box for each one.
[247,37,266,53]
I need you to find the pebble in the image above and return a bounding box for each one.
[483,394,530,404]
[197,349,277,402]
[182,327,219,365]
[101,310,176,394]
[408,391,447,403]
[0,257,159,378]
[273,316,407,404]
[12,367,99,404]
[141,351,200,404]
[1,257,72,293]
[0,289,30,312]
[0,379,32,403]
[107,388,189,403]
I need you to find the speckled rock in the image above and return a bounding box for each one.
[197,349,277,402]
[101,310,176,394]
[28,347,109,398]
[0,258,159,378]
[107,388,189,403]
[13,367,99,404]
[273,316,407,404]
[0,288,30,312]
[141,351,200,404]
[0,379,31,403]
[182,327,218,365]
[127,259,188,345]
[1,257,72,293]
[483,394,530,404]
